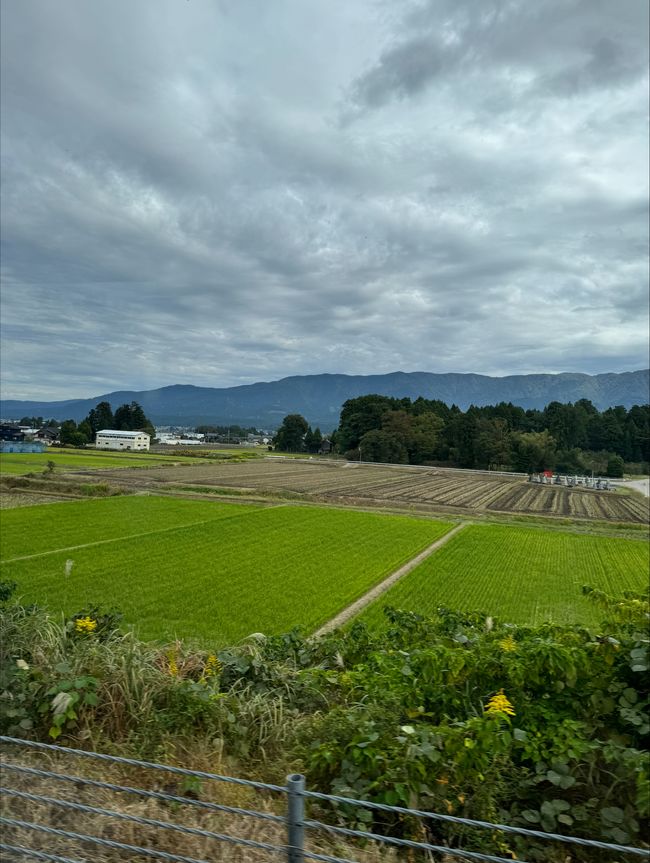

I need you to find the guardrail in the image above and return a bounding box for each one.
[1,736,648,862]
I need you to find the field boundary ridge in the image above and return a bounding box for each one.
[313,521,469,636]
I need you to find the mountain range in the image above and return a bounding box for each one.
[2,370,648,430]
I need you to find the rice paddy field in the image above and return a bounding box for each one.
[0,495,451,644]
[94,458,650,523]
[0,450,198,475]
[358,523,649,630]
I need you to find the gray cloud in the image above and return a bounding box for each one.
[0,0,647,401]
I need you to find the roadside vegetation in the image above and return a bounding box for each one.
[1,581,647,862]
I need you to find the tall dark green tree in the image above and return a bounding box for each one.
[86,401,114,434]
[511,430,557,472]
[304,426,323,454]
[337,395,401,452]
[59,419,87,447]
[113,402,155,438]
[273,414,309,452]
[358,429,408,464]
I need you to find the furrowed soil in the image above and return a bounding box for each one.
[85,458,649,525]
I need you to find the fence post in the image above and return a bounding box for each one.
[286,773,305,863]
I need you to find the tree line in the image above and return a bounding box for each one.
[328,395,649,476]
[58,401,155,447]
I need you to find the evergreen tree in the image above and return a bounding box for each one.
[87,401,114,433]
[273,414,309,452]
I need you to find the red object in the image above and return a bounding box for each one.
[543,470,553,477]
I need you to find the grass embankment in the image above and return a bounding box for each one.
[359,523,649,630]
[0,496,451,644]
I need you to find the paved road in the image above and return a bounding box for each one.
[623,478,650,497]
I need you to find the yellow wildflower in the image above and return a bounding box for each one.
[75,616,97,634]
[485,689,516,717]
[203,654,222,678]
[166,648,179,677]
[498,635,517,653]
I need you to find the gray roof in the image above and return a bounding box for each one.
[97,429,149,437]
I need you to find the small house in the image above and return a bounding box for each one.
[36,427,60,444]
[0,424,24,442]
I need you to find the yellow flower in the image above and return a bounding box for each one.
[75,616,97,634]
[166,647,179,677]
[498,635,517,653]
[485,689,516,717]
[204,654,222,677]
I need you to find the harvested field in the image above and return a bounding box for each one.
[91,459,650,524]
[0,491,74,509]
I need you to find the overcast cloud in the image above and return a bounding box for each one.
[1,0,648,400]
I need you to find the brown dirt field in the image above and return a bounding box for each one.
[74,459,650,525]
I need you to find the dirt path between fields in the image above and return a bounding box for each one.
[313,521,469,636]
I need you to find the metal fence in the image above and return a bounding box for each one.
[1,736,648,863]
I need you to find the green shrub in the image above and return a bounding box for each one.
[1,585,647,861]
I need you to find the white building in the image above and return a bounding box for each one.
[96,429,150,451]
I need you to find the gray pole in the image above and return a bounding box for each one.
[286,773,305,863]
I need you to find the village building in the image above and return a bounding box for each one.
[96,429,150,451]
[0,424,24,442]
[36,427,60,444]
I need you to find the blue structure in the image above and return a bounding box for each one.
[0,441,47,453]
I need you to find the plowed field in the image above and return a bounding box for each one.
[92,459,650,524]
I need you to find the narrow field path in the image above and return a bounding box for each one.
[313,521,469,636]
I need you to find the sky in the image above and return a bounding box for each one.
[1,0,648,401]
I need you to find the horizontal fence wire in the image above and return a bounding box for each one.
[304,819,531,863]
[301,788,650,857]
[0,735,286,793]
[0,760,285,823]
[2,736,649,862]
[0,844,89,863]
[0,817,285,862]
[1,787,288,853]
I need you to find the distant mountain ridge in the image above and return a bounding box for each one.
[2,370,648,430]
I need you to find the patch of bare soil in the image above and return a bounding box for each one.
[0,491,74,508]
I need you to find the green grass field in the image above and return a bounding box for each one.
[0,450,199,475]
[0,496,451,644]
[359,523,649,629]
